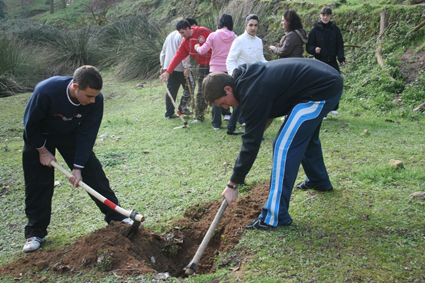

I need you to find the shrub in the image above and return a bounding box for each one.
[0,19,60,44]
[0,32,49,96]
[43,26,102,76]
[97,15,164,80]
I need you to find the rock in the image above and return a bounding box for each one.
[389,159,404,169]
[409,191,425,201]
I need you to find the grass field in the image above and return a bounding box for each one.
[0,70,425,282]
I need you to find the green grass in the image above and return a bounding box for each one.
[1,62,425,281]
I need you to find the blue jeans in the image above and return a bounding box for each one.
[211,106,232,128]
[165,71,192,117]
[227,106,244,132]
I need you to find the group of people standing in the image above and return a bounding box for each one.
[21,6,347,254]
[160,7,346,230]
[159,13,269,135]
[160,7,345,130]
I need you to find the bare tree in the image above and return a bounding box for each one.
[50,0,54,14]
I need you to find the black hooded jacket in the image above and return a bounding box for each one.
[230,58,343,184]
[306,20,345,72]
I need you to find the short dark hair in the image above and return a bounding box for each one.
[202,72,234,106]
[283,9,303,32]
[73,65,102,90]
[176,20,191,31]
[218,13,233,31]
[186,17,198,26]
[245,14,259,25]
[321,6,332,15]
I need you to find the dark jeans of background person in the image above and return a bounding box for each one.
[165,71,193,118]
[195,66,210,121]
[180,71,196,111]
[321,58,341,111]
[23,134,125,239]
[211,106,232,128]
[227,106,244,132]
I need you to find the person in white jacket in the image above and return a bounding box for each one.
[226,14,267,134]
[160,30,195,118]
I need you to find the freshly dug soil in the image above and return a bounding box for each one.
[1,182,270,280]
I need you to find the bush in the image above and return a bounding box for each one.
[0,32,49,96]
[97,15,164,80]
[0,19,60,44]
[43,26,102,76]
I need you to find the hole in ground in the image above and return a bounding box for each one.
[0,182,269,280]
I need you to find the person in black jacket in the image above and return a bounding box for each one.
[202,58,343,230]
[22,66,131,253]
[306,6,345,115]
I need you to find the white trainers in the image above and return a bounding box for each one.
[213,127,220,131]
[223,115,231,121]
[330,110,339,115]
[23,237,45,253]
[122,218,143,226]
[191,119,202,123]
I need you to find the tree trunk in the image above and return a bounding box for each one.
[20,0,23,9]
[376,10,395,81]
[379,11,389,37]
[50,0,54,14]
[61,0,66,9]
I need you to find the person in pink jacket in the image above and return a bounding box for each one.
[195,14,238,131]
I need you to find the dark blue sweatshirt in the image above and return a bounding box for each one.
[23,76,103,168]
[231,58,343,184]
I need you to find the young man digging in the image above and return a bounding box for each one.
[202,58,343,230]
[22,65,135,252]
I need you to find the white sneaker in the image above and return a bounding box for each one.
[242,123,246,127]
[23,237,45,253]
[191,119,202,123]
[122,218,143,226]
[223,115,231,121]
[323,116,327,120]
[213,127,220,131]
[330,110,339,115]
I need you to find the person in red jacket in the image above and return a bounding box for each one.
[160,20,212,123]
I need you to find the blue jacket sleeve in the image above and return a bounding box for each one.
[74,95,104,168]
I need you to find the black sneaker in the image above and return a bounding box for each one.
[296,181,333,192]
[246,218,274,230]
[278,219,293,226]
[181,108,193,115]
[227,130,244,135]
[165,114,179,119]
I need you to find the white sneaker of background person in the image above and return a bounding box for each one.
[223,115,231,121]
[23,237,46,253]
[330,110,339,115]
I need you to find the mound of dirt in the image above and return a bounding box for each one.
[0,182,270,280]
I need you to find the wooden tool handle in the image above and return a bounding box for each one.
[186,199,228,273]
[51,160,144,222]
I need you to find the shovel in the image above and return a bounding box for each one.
[162,82,189,129]
[185,199,228,275]
[186,76,195,113]
[51,160,144,238]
